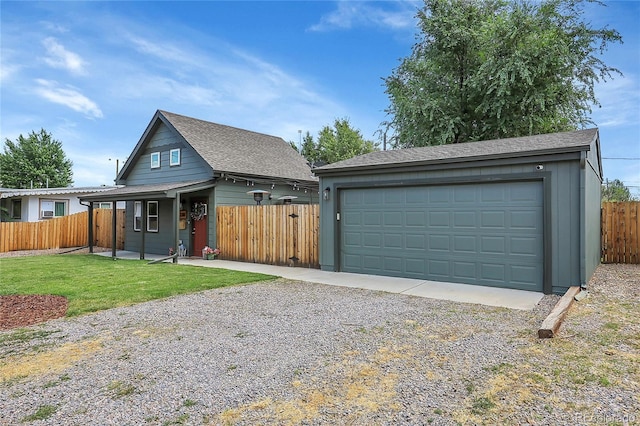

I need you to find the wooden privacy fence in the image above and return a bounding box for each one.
[217,204,319,268]
[0,209,125,253]
[601,202,639,264]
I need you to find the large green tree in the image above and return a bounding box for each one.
[0,129,73,188]
[384,0,622,147]
[602,179,635,202]
[295,119,378,166]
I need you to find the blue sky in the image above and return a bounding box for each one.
[1,1,638,195]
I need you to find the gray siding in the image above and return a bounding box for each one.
[319,156,586,294]
[126,123,212,186]
[583,140,603,285]
[214,180,318,206]
[124,199,175,255]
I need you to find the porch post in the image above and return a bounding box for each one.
[173,194,180,264]
[88,203,94,254]
[140,200,146,260]
[111,202,118,259]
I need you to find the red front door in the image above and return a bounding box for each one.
[191,200,208,256]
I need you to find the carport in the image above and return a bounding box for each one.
[314,129,603,295]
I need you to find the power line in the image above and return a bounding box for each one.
[602,157,640,160]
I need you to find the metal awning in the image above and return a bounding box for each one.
[79,180,216,202]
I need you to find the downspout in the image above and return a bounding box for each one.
[579,152,586,288]
[79,200,94,254]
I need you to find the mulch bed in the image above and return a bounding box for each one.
[0,295,68,330]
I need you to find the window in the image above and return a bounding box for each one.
[150,152,160,169]
[95,202,112,209]
[169,148,181,166]
[134,201,142,231]
[10,199,22,219]
[40,200,67,219]
[147,201,159,232]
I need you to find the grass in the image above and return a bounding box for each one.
[21,404,57,422]
[0,255,276,317]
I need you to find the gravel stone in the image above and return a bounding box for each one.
[1,265,638,425]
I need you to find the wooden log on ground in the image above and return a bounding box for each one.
[538,286,581,338]
[147,253,179,264]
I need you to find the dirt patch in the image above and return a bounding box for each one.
[0,295,68,330]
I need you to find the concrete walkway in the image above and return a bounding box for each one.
[96,251,544,310]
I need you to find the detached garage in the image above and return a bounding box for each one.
[314,129,603,295]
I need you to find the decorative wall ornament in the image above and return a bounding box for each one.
[190,202,207,221]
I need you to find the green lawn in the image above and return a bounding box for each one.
[0,255,276,317]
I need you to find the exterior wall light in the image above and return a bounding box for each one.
[247,189,270,205]
[323,187,331,200]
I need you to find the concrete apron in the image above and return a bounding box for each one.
[97,251,544,311]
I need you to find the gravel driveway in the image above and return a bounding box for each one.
[1,264,638,425]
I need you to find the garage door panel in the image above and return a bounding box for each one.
[406,234,426,249]
[453,235,477,253]
[363,255,382,271]
[362,233,381,248]
[481,263,506,282]
[428,234,450,251]
[340,181,543,291]
[383,211,403,226]
[453,261,477,279]
[429,211,450,227]
[454,187,477,203]
[384,257,403,273]
[510,237,540,257]
[384,233,403,248]
[510,210,540,230]
[363,211,381,226]
[406,211,426,226]
[343,232,362,248]
[343,211,361,225]
[453,211,476,228]
[481,236,506,255]
[481,211,506,228]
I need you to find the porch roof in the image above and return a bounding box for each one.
[79,180,216,202]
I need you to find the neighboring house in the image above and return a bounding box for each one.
[0,187,122,222]
[80,110,318,257]
[314,128,602,295]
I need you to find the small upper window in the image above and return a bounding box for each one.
[169,148,181,166]
[150,152,160,169]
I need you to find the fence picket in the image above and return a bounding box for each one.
[215,204,320,268]
[0,209,125,253]
[601,202,640,264]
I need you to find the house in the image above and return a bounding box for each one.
[314,128,602,295]
[0,186,122,222]
[80,110,318,258]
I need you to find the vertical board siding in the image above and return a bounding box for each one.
[216,205,319,268]
[602,202,640,264]
[0,209,125,252]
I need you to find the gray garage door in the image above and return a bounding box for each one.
[340,181,543,291]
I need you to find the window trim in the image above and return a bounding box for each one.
[133,201,142,231]
[147,201,159,232]
[10,199,22,220]
[39,199,68,219]
[169,148,181,166]
[150,151,160,169]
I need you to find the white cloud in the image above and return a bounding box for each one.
[42,37,87,75]
[592,72,639,128]
[34,79,103,118]
[309,1,418,32]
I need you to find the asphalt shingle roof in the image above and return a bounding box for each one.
[314,128,598,173]
[159,110,316,183]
